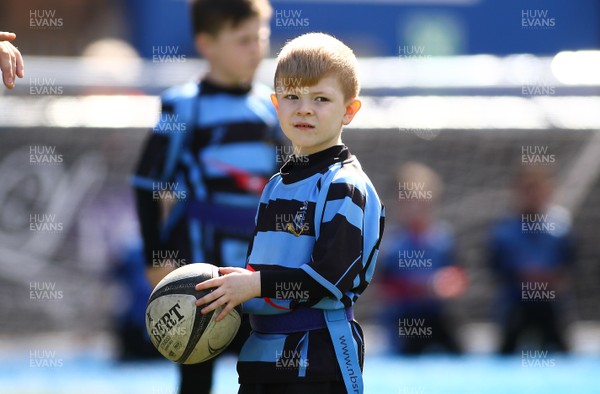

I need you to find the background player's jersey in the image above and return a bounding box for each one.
[379,223,456,309]
[133,79,282,267]
[238,145,385,383]
[489,215,574,303]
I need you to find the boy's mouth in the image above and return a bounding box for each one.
[293,122,315,130]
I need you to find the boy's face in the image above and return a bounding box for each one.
[271,75,361,156]
[196,16,269,86]
[516,177,553,213]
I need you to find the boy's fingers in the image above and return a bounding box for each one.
[195,289,216,307]
[0,46,15,89]
[15,48,24,78]
[195,284,229,308]
[215,302,235,322]
[195,277,220,291]
[0,32,16,41]
[215,308,228,322]
[218,266,244,275]
[200,303,216,314]
[200,295,226,314]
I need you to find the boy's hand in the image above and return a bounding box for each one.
[195,267,260,321]
[0,32,25,89]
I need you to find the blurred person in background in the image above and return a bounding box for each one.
[132,0,281,393]
[0,31,24,89]
[489,165,574,354]
[377,162,466,355]
[112,236,161,361]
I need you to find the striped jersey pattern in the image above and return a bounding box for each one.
[133,80,281,266]
[238,145,385,383]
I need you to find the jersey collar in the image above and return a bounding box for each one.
[280,145,352,184]
[200,78,252,96]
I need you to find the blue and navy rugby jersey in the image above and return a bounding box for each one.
[490,215,574,304]
[237,145,385,384]
[133,79,282,267]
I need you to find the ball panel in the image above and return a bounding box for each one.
[145,263,242,364]
[155,263,217,287]
[146,294,197,362]
[175,303,214,363]
[184,306,242,364]
[149,263,218,304]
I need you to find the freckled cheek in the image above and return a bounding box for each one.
[283,106,300,119]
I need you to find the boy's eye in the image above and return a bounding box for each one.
[238,35,258,46]
[238,36,251,45]
[315,96,329,102]
[284,94,299,100]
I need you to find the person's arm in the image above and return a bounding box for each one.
[196,176,383,320]
[488,225,505,279]
[135,188,174,287]
[550,230,576,292]
[0,32,24,89]
[132,130,172,287]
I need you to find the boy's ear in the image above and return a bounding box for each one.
[342,98,361,125]
[195,33,213,58]
[270,93,279,112]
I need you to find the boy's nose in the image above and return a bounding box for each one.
[296,101,313,115]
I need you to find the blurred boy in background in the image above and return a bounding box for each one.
[489,165,574,354]
[378,162,466,354]
[132,0,281,393]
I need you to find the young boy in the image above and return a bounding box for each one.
[195,33,385,394]
[489,165,574,353]
[132,1,280,393]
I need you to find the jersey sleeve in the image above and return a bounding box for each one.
[131,99,175,190]
[259,176,375,304]
[131,98,177,267]
[302,179,368,300]
[560,232,576,268]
